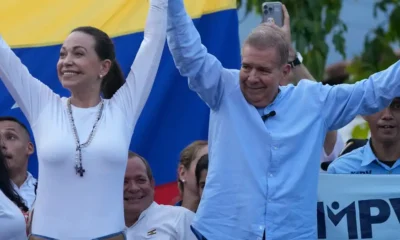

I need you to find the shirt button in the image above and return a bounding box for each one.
[273,146,278,150]
[269,173,273,177]
[259,226,263,230]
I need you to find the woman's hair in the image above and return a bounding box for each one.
[71,26,125,99]
[0,138,28,212]
[178,140,208,193]
[195,154,209,186]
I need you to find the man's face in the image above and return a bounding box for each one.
[198,169,208,198]
[0,120,33,174]
[239,45,290,108]
[364,98,400,144]
[123,156,154,216]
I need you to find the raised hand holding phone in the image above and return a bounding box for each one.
[281,4,292,48]
[262,2,283,26]
[262,2,293,56]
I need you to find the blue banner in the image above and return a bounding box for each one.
[318,174,400,240]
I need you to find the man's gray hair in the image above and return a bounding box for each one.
[243,24,289,66]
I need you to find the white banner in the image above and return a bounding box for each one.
[317,174,400,240]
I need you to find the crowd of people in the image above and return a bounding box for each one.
[1,0,399,239]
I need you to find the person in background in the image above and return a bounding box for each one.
[0,0,167,238]
[328,97,400,174]
[321,131,344,166]
[124,152,196,240]
[195,154,208,198]
[166,0,400,239]
[320,138,368,171]
[0,137,29,240]
[0,116,36,209]
[176,140,207,212]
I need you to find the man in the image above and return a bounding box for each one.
[328,98,400,174]
[195,154,208,198]
[320,138,368,171]
[124,152,197,240]
[166,1,400,239]
[0,116,36,209]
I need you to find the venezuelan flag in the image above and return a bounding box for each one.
[0,0,241,204]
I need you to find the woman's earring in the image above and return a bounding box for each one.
[99,74,103,79]
[181,179,186,183]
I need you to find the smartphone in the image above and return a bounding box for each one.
[262,2,283,27]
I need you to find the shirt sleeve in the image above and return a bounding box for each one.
[320,60,400,131]
[0,36,57,126]
[327,164,337,173]
[166,0,236,110]
[175,209,197,240]
[110,0,167,130]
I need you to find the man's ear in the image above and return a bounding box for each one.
[282,63,291,78]
[27,142,34,156]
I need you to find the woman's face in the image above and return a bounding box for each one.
[57,31,110,94]
[181,145,208,195]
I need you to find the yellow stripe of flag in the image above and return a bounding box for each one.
[0,0,236,48]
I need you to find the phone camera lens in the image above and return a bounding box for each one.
[263,5,269,14]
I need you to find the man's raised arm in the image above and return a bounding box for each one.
[167,0,236,110]
[321,61,400,131]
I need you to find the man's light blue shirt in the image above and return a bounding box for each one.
[167,1,400,239]
[328,140,400,174]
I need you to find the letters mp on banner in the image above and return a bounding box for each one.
[317,174,400,240]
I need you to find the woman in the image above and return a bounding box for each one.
[0,0,167,238]
[0,140,28,240]
[176,140,208,212]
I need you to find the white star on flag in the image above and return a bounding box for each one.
[11,102,19,109]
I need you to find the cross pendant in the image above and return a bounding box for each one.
[75,165,86,177]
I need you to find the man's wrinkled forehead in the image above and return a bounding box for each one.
[0,121,18,132]
[125,157,148,178]
[0,120,29,139]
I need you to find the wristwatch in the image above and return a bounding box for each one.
[288,52,303,68]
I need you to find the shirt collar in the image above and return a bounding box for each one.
[12,171,37,189]
[361,139,381,167]
[256,86,285,115]
[129,201,158,228]
[26,172,36,185]
[361,139,400,168]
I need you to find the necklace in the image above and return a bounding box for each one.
[66,98,104,177]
